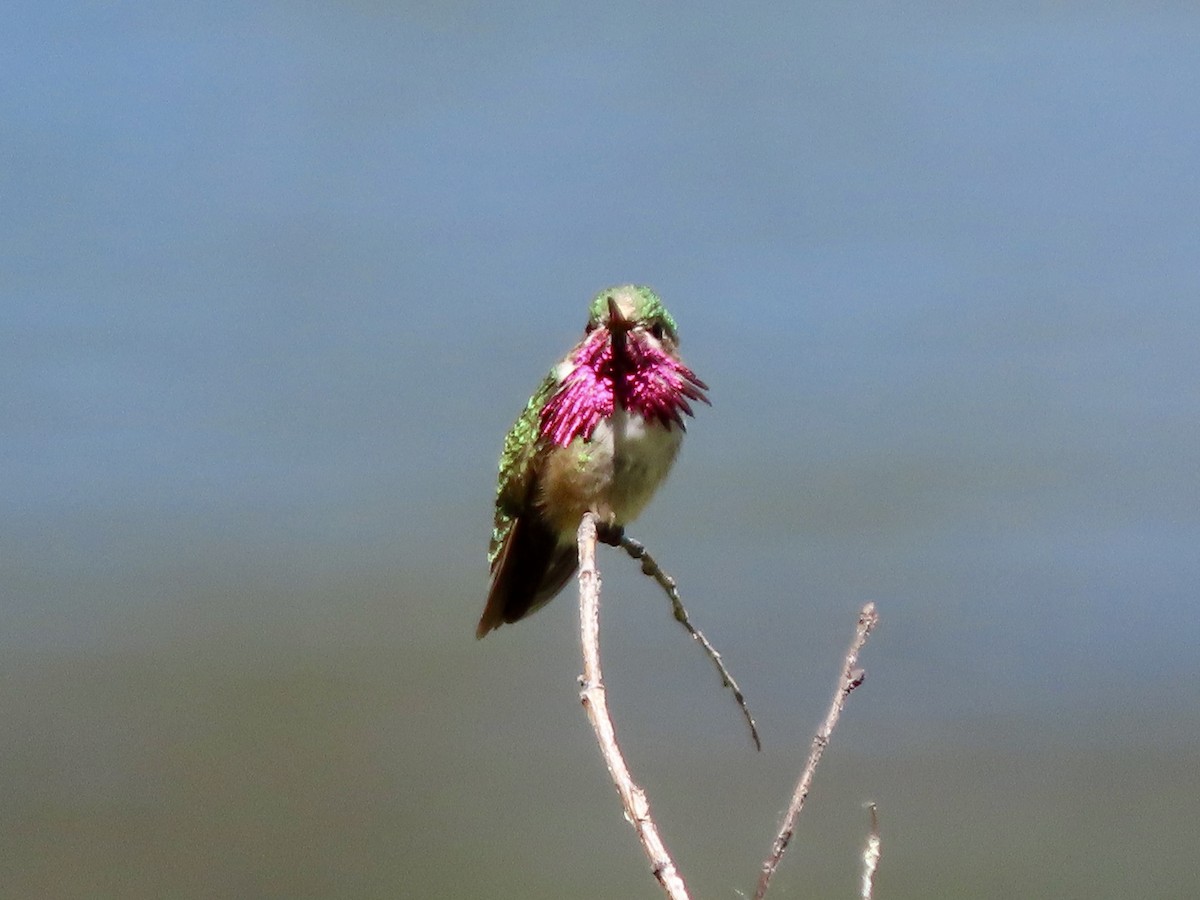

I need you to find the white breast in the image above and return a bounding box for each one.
[590,408,683,523]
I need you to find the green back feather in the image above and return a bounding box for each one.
[489,370,557,566]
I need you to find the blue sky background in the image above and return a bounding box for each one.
[3,3,1199,897]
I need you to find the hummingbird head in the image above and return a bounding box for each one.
[538,285,709,448]
[584,285,680,360]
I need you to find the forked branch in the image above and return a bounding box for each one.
[576,514,879,899]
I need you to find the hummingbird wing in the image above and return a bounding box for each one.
[486,372,555,565]
[477,372,577,638]
[476,510,577,638]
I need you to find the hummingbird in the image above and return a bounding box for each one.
[476,285,709,638]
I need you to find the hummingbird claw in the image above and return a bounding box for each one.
[596,522,626,546]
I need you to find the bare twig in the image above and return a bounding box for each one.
[617,534,762,751]
[861,803,880,900]
[754,602,879,899]
[577,513,691,900]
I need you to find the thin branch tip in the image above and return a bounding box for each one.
[617,533,763,751]
[753,603,880,899]
[860,802,881,900]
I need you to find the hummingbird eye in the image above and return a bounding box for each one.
[648,321,665,340]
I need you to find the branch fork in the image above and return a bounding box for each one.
[575,512,880,898]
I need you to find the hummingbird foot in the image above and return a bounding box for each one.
[595,522,626,547]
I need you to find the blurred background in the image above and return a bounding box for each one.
[4,3,1198,897]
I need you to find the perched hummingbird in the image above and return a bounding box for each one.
[476,285,709,638]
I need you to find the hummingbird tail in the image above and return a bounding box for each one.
[476,515,578,638]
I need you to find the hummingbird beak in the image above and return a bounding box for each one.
[606,296,632,354]
[606,296,631,332]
